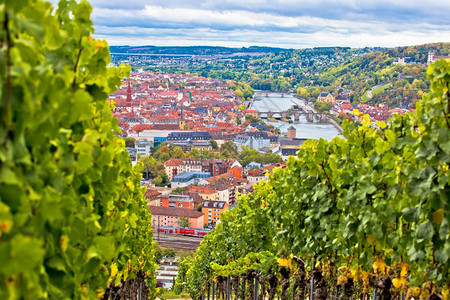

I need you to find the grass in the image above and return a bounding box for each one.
[362,82,392,103]
[159,291,190,300]
[372,83,392,95]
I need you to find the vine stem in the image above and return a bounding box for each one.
[2,10,12,148]
[320,163,337,201]
[72,39,83,94]
[444,82,450,129]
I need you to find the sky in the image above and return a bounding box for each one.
[52,0,450,49]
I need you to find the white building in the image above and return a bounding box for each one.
[135,139,152,156]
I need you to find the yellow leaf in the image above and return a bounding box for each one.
[442,286,449,300]
[372,258,386,275]
[110,263,118,278]
[60,235,69,253]
[337,275,347,285]
[392,278,402,288]
[400,264,408,277]
[367,234,376,245]
[277,258,289,267]
[376,121,387,129]
[432,209,444,225]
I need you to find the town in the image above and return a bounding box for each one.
[110,69,418,238]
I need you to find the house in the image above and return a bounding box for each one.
[247,169,268,184]
[239,182,255,195]
[151,194,195,209]
[149,206,204,229]
[335,95,350,104]
[145,188,161,204]
[201,201,229,226]
[243,109,258,117]
[186,184,230,203]
[277,138,307,158]
[233,132,271,150]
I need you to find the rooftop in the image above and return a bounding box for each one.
[149,206,204,218]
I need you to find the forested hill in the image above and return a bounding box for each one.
[123,43,450,108]
[109,45,289,56]
[297,42,450,107]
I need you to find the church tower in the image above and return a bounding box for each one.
[126,79,132,111]
[179,102,185,130]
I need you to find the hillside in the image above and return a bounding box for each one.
[120,43,450,108]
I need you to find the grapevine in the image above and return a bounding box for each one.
[0,0,156,298]
[183,59,450,300]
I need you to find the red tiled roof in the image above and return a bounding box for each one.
[145,188,161,199]
[149,206,204,218]
[164,158,184,167]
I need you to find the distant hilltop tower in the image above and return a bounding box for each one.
[287,125,296,139]
[427,50,434,65]
[126,78,132,111]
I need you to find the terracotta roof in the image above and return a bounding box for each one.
[149,206,204,218]
[164,158,184,167]
[247,169,266,177]
[145,188,161,199]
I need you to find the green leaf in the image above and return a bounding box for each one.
[416,221,434,240]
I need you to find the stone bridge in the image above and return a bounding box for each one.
[257,111,329,122]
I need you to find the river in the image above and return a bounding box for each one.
[250,91,340,141]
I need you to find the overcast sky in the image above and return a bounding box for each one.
[53,0,450,49]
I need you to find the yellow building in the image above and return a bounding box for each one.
[317,92,335,103]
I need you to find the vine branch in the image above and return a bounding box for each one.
[2,10,12,148]
[72,40,83,94]
[320,163,337,201]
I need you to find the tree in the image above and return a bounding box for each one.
[0,0,155,298]
[314,101,333,112]
[125,136,136,148]
[154,171,170,187]
[220,141,239,159]
[172,187,186,194]
[172,146,185,158]
[210,139,219,150]
[235,89,244,98]
[179,216,190,228]
[188,148,200,158]
[139,155,158,179]
[162,248,176,258]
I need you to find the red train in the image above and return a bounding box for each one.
[151,226,210,237]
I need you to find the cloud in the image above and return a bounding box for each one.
[49,0,450,48]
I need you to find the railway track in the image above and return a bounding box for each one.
[154,234,203,252]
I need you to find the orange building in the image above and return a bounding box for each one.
[201,201,228,226]
[148,194,195,209]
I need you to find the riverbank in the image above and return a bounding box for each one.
[326,117,343,133]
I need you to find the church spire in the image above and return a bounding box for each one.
[180,102,184,121]
[126,78,132,108]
